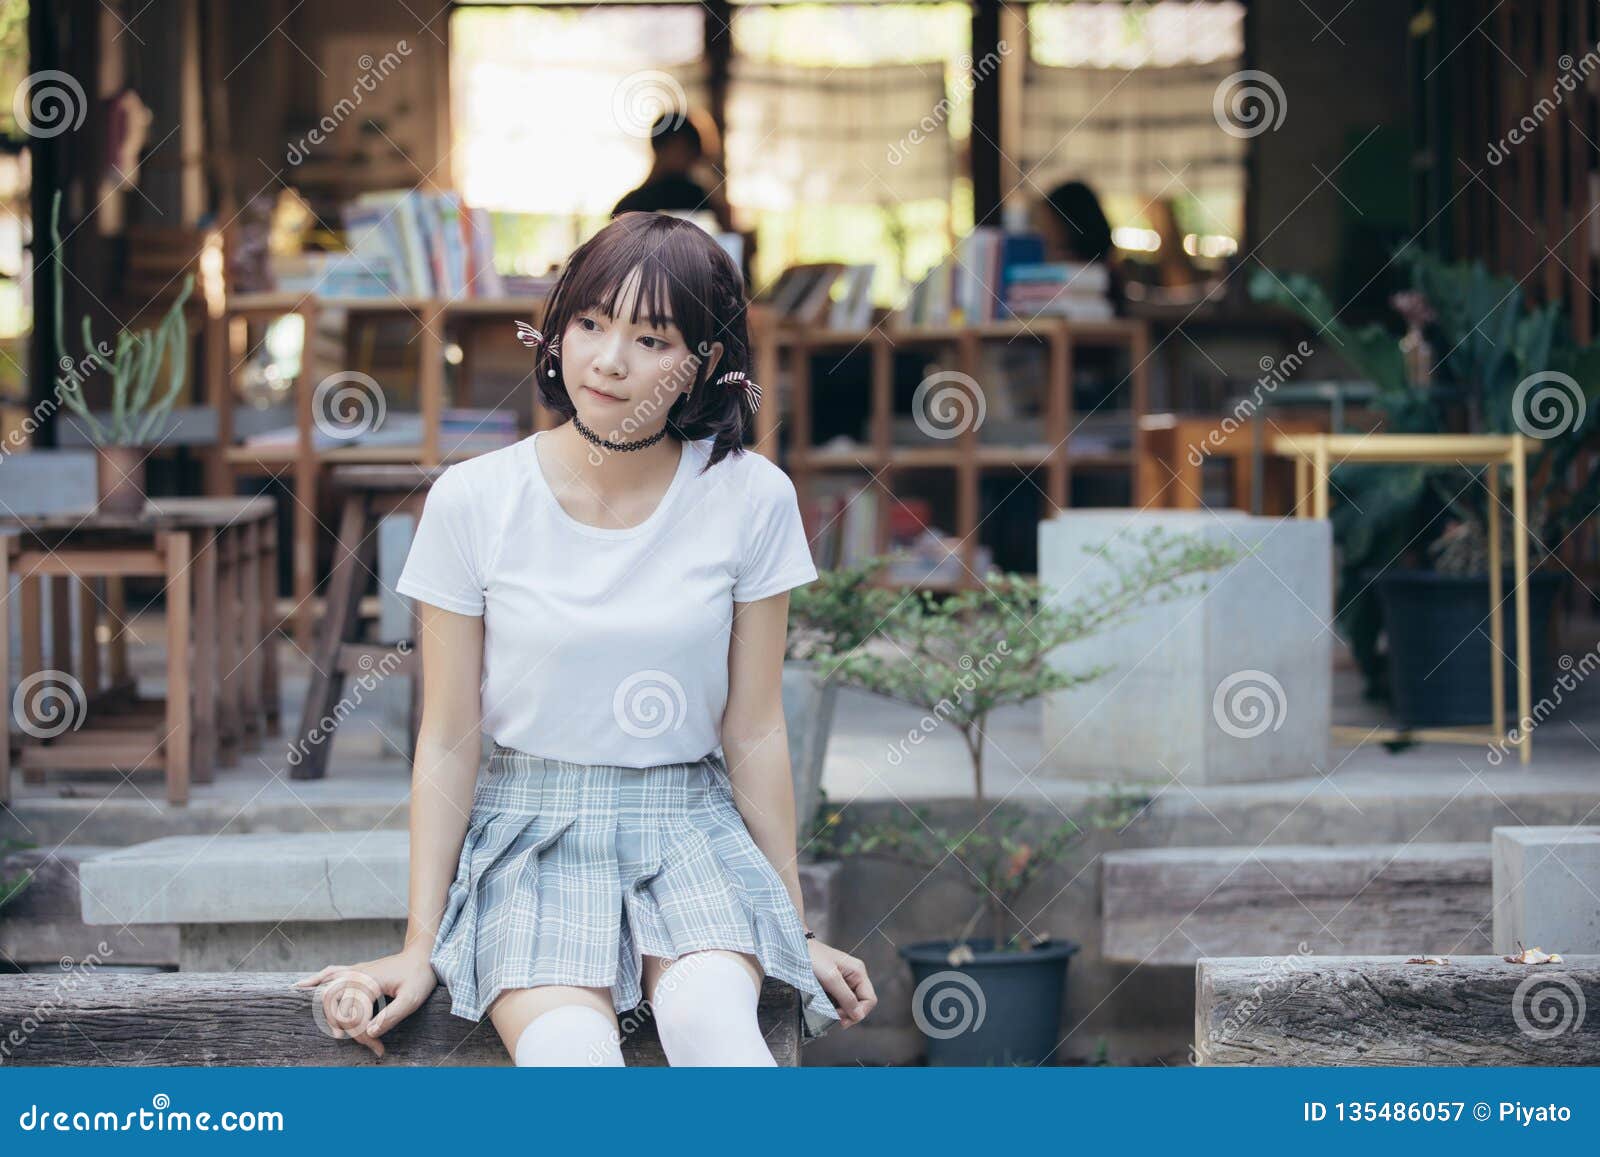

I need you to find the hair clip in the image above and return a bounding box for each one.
[713,370,761,417]
[515,321,561,377]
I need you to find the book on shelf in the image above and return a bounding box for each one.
[268,191,510,301]
[800,476,992,582]
[893,227,1051,328]
[241,408,521,453]
[757,263,875,329]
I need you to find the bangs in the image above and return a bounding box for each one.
[567,238,682,334]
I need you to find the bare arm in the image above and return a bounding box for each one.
[293,600,487,1053]
[722,592,806,917]
[402,600,487,958]
[723,591,876,1027]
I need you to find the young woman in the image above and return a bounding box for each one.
[293,212,875,1065]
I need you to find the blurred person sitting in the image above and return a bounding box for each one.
[1034,179,1125,310]
[612,108,735,234]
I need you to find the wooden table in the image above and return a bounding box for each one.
[1270,433,1533,764]
[0,496,280,805]
[1136,412,1328,514]
[292,465,438,779]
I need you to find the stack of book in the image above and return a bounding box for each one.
[1005,261,1114,321]
[895,227,1049,327]
[269,191,505,300]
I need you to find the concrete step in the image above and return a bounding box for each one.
[1196,955,1600,1065]
[77,831,839,960]
[1102,843,1491,964]
[0,845,177,968]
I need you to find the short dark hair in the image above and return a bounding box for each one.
[533,211,751,471]
[650,113,701,156]
[1042,179,1114,264]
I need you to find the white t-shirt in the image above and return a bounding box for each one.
[394,430,818,768]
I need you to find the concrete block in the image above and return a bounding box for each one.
[79,832,841,972]
[1492,826,1600,954]
[1038,509,1331,785]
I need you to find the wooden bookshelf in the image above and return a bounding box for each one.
[756,315,1150,590]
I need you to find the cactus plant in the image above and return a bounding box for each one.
[49,190,194,446]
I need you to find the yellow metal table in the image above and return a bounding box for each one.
[1270,433,1533,765]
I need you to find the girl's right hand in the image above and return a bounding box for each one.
[292,943,439,1058]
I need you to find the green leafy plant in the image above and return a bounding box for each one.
[49,190,194,446]
[785,554,904,663]
[809,527,1239,952]
[0,838,36,911]
[1249,252,1600,695]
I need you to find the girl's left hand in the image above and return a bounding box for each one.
[808,938,876,1028]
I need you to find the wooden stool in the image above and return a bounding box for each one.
[291,464,445,780]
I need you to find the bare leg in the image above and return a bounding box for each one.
[641,949,775,1066]
[488,984,624,1066]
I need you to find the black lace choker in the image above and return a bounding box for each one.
[571,415,669,452]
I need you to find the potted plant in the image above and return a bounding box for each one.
[1249,253,1600,727]
[782,556,902,848]
[813,527,1237,1065]
[0,839,36,915]
[48,191,194,515]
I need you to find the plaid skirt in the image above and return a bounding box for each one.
[428,742,841,1043]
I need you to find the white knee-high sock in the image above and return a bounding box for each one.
[651,953,776,1067]
[512,1004,626,1067]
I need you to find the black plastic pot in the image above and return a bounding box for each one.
[1375,569,1564,728]
[898,938,1080,1066]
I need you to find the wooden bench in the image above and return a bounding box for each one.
[1195,955,1600,1065]
[65,831,838,1065]
[0,972,801,1065]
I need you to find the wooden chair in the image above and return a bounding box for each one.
[291,464,443,779]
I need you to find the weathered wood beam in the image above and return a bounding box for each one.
[0,972,802,1066]
[1196,956,1600,1065]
